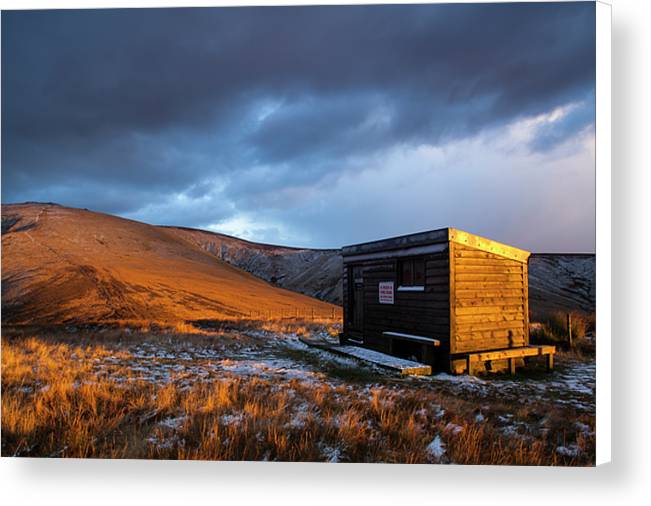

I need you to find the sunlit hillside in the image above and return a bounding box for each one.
[1,203,337,325]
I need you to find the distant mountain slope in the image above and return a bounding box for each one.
[1,203,335,325]
[528,253,595,320]
[165,226,343,305]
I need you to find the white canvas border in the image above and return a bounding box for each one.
[1,1,630,505]
[595,0,612,466]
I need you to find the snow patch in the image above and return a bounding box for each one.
[575,421,594,436]
[426,435,446,460]
[286,403,312,429]
[556,445,581,458]
[444,422,464,435]
[158,416,186,430]
[220,413,245,426]
[321,445,343,463]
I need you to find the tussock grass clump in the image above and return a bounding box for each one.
[544,311,594,341]
[530,311,595,357]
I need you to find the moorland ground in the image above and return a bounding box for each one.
[1,203,597,465]
[1,319,595,465]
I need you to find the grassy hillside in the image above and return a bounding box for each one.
[1,203,336,325]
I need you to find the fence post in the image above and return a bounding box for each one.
[567,313,573,349]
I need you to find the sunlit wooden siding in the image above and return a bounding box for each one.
[451,242,529,353]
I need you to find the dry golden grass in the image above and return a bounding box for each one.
[1,329,595,465]
[530,310,596,358]
[2,203,340,326]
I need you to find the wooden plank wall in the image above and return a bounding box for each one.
[360,252,450,353]
[452,243,528,353]
[342,264,349,334]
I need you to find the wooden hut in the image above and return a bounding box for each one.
[341,228,554,374]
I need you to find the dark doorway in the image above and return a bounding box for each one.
[348,266,364,339]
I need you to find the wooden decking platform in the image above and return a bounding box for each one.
[463,344,556,375]
[299,336,432,376]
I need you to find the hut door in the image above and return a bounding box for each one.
[349,266,364,333]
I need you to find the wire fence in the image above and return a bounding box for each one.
[242,307,343,321]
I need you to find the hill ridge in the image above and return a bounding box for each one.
[1,203,336,325]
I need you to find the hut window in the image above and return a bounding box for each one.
[398,257,425,288]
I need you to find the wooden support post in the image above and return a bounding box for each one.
[546,353,554,372]
[508,358,516,375]
[567,313,573,349]
[466,356,473,375]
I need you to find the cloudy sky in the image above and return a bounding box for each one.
[1,2,595,252]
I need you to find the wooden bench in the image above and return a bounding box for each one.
[382,331,441,347]
[465,344,556,375]
[383,331,441,365]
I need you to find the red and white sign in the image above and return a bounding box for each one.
[379,281,394,304]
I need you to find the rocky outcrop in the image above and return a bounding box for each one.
[528,253,595,320]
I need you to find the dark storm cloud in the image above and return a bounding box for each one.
[1,3,595,248]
